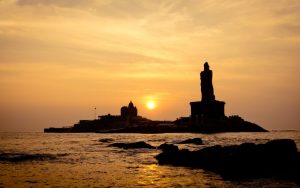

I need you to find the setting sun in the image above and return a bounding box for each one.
[146,101,156,110]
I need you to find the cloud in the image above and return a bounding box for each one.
[16,0,94,7]
[1,0,300,130]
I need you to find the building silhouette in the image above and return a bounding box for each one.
[121,101,138,118]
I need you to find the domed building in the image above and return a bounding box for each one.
[121,101,138,118]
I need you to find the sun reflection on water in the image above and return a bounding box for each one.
[137,164,162,186]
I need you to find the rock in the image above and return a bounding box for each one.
[109,141,155,149]
[155,139,300,183]
[178,138,203,145]
[157,143,179,152]
[98,138,114,143]
[109,143,125,148]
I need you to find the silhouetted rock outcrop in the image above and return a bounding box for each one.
[157,143,179,152]
[178,138,203,145]
[109,141,155,149]
[156,139,300,183]
[98,138,114,143]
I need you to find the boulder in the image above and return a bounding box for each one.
[109,143,125,148]
[157,143,179,152]
[178,138,203,145]
[98,138,114,143]
[109,141,155,149]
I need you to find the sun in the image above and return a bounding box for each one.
[146,101,156,110]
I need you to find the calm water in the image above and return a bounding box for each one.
[0,131,300,187]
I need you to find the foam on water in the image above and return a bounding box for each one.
[0,153,58,162]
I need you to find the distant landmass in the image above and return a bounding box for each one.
[44,62,267,133]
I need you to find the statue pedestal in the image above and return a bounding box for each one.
[190,100,225,126]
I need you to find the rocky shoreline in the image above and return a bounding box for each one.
[106,138,300,184]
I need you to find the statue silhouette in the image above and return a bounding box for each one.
[190,62,225,125]
[200,62,215,102]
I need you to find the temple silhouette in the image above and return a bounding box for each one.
[121,101,138,118]
[44,62,267,133]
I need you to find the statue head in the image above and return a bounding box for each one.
[204,62,209,71]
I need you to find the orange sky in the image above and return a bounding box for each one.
[0,0,300,131]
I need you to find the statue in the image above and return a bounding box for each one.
[200,62,215,102]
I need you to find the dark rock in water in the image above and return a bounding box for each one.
[98,138,114,143]
[109,141,155,149]
[0,153,56,162]
[178,138,203,145]
[155,139,300,183]
[157,143,179,152]
[109,143,125,148]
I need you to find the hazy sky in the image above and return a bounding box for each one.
[0,0,300,131]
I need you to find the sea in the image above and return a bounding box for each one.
[0,131,300,188]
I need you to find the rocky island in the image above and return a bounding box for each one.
[44,62,267,133]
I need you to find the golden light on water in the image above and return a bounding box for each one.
[146,101,156,110]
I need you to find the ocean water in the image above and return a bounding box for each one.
[0,131,300,187]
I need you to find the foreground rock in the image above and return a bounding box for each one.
[109,141,155,149]
[178,138,203,145]
[155,139,300,183]
[157,143,179,152]
[98,138,114,143]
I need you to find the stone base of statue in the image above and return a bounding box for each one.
[190,100,225,126]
